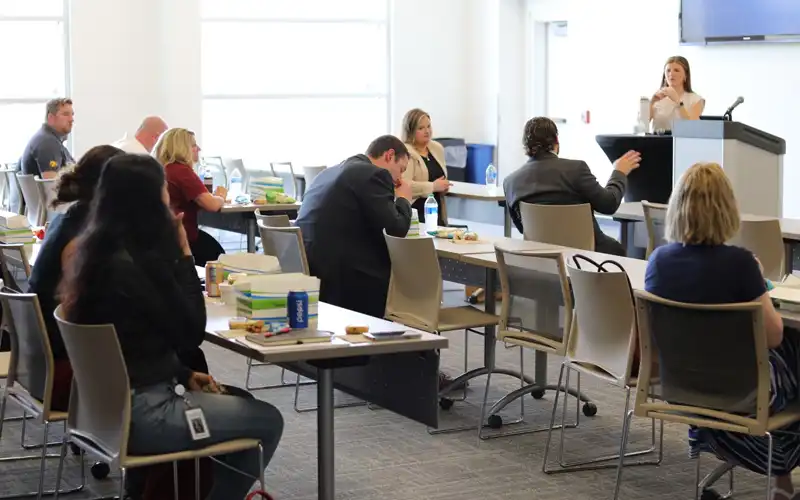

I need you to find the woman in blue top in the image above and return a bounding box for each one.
[645,162,799,499]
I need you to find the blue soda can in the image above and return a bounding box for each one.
[287,291,309,329]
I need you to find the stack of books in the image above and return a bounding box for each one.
[0,211,34,246]
[248,176,284,203]
[234,273,320,327]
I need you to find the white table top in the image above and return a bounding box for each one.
[446,181,505,202]
[220,202,301,214]
[204,299,447,363]
[613,202,800,242]
[432,234,509,259]
[440,239,800,329]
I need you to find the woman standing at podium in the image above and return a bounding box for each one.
[650,56,705,132]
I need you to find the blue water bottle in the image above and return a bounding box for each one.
[287,290,309,329]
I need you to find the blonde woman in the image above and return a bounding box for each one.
[645,162,799,500]
[153,128,227,266]
[401,108,451,226]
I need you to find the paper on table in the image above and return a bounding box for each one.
[770,286,800,304]
[215,329,248,339]
[234,336,346,352]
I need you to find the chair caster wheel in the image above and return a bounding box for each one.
[439,398,454,410]
[530,388,546,400]
[487,414,503,429]
[70,443,81,456]
[700,488,724,500]
[582,402,598,417]
[91,461,110,480]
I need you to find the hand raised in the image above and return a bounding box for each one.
[614,150,642,175]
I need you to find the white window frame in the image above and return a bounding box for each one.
[0,0,72,154]
[200,0,393,140]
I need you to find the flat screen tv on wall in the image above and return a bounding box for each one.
[680,0,800,45]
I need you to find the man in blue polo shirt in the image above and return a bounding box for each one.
[19,98,75,179]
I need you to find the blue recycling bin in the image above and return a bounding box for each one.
[465,143,495,184]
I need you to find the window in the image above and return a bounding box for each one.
[201,0,390,167]
[0,0,69,163]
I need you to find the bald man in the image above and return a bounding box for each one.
[113,116,168,154]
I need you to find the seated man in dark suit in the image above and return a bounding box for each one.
[503,117,641,256]
[295,135,413,318]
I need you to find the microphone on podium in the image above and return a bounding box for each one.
[723,96,744,121]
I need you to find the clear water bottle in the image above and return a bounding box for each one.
[229,171,243,198]
[485,163,498,186]
[424,194,438,233]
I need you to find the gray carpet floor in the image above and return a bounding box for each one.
[0,221,790,499]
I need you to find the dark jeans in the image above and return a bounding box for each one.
[190,229,225,267]
[129,382,283,500]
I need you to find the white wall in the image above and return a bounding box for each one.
[391,0,470,140]
[69,0,165,155]
[69,0,499,159]
[528,0,800,216]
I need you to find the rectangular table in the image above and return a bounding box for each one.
[198,202,301,253]
[436,238,800,407]
[612,201,800,272]
[204,300,447,500]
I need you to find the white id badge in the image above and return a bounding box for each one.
[185,408,211,441]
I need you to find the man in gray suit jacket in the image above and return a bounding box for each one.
[503,117,641,256]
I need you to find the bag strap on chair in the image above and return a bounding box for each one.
[571,253,636,308]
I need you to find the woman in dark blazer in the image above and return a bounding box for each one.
[502,117,641,256]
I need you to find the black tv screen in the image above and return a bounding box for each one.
[680,0,800,44]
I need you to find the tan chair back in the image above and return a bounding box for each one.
[634,290,770,434]
[256,222,309,274]
[0,243,31,291]
[519,202,594,251]
[568,255,637,384]
[254,211,290,228]
[35,177,58,223]
[641,201,668,258]
[729,219,785,282]
[16,174,43,226]
[54,305,131,465]
[255,212,291,257]
[383,234,442,330]
[0,291,55,417]
[494,247,572,354]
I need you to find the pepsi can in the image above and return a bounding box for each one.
[287,291,309,329]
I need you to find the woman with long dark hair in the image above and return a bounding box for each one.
[650,55,705,132]
[59,154,283,500]
[28,144,124,410]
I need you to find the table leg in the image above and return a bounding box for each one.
[503,207,512,238]
[317,368,335,500]
[618,220,630,251]
[246,218,257,254]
